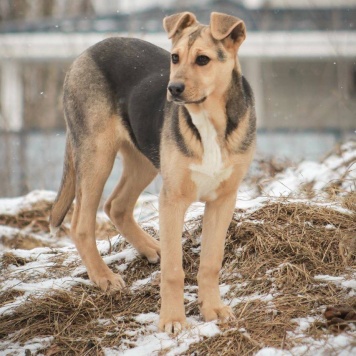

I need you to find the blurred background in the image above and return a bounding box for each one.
[0,0,355,198]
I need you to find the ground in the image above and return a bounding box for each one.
[0,141,355,355]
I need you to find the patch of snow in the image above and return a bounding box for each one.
[196,322,221,337]
[261,141,356,198]
[6,247,59,260]
[236,196,269,211]
[185,202,205,221]
[131,276,152,290]
[219,284,231,297]
[135,313,159,325]
[0,190,56,215]
[0,196,24,215]
[230,293,274,307]
[22,190,57,206]
[117,319,220,356]
[256,333,356,356]
[0,237,136,317]
[97,318,112,326]
[0,277,91,316]
[103,247,138,266]
[0,336,54,355]
[255,347,289,356]
[184,292,197,304]
[291,333,356,356]
[291,316,319,334]
[314,274,356,293]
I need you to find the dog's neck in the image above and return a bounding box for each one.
[184,67,246,139]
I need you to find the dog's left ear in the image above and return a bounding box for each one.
[163,12,197,39]
[210,12,246,50]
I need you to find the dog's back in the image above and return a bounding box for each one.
[65,37,170,167]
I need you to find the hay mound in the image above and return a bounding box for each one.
[1,197,355,355]
[0,141,355,355]
[0,190,116,250]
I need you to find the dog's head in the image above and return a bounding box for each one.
[163,12,246,105]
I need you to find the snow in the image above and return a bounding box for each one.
[261,141,356,198]
[257,333,356,356]
[0,337,54,356]
[256,348,287,356]
[0,237,131,317]
[131,276,152,290]
[291,316,319,334]
[116,318,220,356]
[0,190,57,215]
[0,196,24,215]
[230,293,275,308]
[314,274,356,295]
[135,312,158,325]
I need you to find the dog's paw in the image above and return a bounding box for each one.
[138,237,161,264]
[89,268,126,293]
[201,304,235,322]
[159,304,186,334]
[159,318,187,334]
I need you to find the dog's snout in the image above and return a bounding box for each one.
[168,82,185,97]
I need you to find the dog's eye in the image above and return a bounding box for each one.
[196,55,210,66]
[171,54,179,64]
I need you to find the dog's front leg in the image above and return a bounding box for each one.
[158,187,190,333]
[197,192,237,322]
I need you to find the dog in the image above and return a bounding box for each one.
[50,11,256,334]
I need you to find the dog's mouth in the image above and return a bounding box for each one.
[172,96,207,105]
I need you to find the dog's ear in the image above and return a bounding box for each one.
[210,12,246,49]
[163,12,197,39]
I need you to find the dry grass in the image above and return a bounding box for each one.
[0,197,116,246]
[0,285,160,355]
[0,196,355,355]
[0,198,55,234]
[343,191,356,212]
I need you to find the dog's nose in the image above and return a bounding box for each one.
[168,82,185,97]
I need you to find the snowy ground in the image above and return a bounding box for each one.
[0,141,355,355]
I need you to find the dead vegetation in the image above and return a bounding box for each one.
[0,193,116,248]
[0,141,355,354]
[0,195,355,355]
[0,197,56,234]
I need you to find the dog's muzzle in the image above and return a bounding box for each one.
[168,82,207,105]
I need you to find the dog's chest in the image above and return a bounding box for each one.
[189,112,233,201]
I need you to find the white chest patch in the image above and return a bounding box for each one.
[189,111,233,201]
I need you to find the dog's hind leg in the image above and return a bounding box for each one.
[71,123,126,291]
[104,143,160,263]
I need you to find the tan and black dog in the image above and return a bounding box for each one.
[50,12,256,333]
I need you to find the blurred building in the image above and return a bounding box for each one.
[0,0,355,196]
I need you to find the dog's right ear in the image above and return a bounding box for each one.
[210,12,246,50]
[163,12,197,39]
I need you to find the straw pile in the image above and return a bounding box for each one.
[0,191,115,250]
[1,197,355,354]
[0,141,355,355]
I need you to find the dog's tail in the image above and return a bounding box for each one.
[49,135,75,236]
